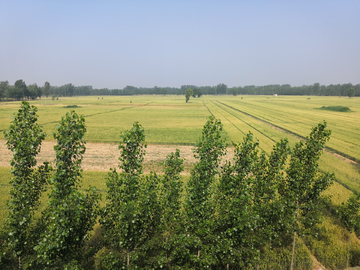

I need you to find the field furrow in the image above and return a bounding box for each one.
[216,97,360,161]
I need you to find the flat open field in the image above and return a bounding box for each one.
[0,95,360,193]
[0,96,209,144]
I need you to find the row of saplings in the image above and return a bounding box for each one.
[0,101,359,269]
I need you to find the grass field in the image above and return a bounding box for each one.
[0,96,209,144]
[1,95,360,199]
[205,95,360,161]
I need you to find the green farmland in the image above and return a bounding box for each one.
[0,95,359,187]
[0,96,209,144]
[1,95,359,193]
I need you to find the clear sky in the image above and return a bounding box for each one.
[1,0,359,89]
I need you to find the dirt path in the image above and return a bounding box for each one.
[0,140,235,174]
[312,255,326,270]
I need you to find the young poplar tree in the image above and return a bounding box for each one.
[2,101,50,268]
[34,111,100,267]
[156,149,184,267]
[101,122,160,268]
[250,138,290,268]
[215,133,290,268]
[216,133,260,268]
[279,122,335,270]
[338,194,360,268]
[161,150,184,229]
[184,116,227,268]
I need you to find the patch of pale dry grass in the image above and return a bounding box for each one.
[0,140,235,174]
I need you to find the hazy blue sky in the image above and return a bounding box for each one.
[1,1,359,89]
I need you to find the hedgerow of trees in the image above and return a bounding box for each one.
[1,80,360,101]
[1,102,349,269]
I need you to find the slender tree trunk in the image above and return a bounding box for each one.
[291,204,299,270]
[19,256,21,270]
[127,250,130,268]
[166,237,170,268]
[197,250,201,258]
[290,231,296,270]
[227,263,229,270]
[256,263,259,270]
[347,231,351,268]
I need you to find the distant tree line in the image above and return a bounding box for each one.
[1,80,359,101]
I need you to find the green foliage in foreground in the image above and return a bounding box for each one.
[95,118,333,269]
[318,105,351,112]
[2,101,51,267]
[34,111,101,267]
[337,194,360,268]
[1,105,101,269]
[100,122,161,267]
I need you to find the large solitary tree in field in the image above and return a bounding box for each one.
[43,81,50,97]
[185,88,193,103]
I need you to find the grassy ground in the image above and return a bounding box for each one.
[1,95,359,150]
[0,167,11,227]
[0,96,210,144]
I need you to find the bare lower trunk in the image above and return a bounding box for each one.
[197,250,200,258]
[347,232,351,268]
[19,256,21,270]
[290,231,296,270]
[256,263,259,270]
[127,251,130,268]
[227,263,229,270]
